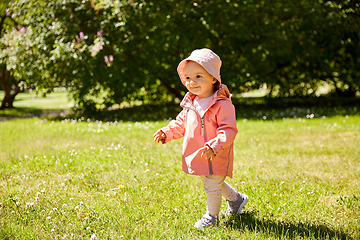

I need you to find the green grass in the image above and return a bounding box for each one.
[1,115,359,239]
[0,91,359,239]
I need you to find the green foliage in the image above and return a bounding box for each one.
[1,0,359,111]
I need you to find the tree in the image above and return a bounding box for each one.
[1,0,359,112]
[0,0,22,109]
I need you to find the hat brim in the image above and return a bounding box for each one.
[177,58,221,86]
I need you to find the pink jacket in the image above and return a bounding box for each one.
[161,84,238,178]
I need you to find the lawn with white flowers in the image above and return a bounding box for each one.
[1,115,360,239]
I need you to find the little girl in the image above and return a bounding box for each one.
[153,48,248,228]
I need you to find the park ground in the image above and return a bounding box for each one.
[0,91,359,239]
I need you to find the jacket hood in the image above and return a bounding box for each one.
[216,84,231,100]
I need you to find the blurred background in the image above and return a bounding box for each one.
[0,0,359,116]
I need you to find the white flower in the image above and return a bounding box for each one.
[47,216,51,220]
[90,234,97,240]
[26,202,34,208]
[74,206,79,211]
[79,201,83,206]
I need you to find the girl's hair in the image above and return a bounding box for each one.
[214,79,220,91]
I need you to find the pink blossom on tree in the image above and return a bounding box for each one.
[104,55,114,64]
[19,27,26,34]
[91,42,103,57]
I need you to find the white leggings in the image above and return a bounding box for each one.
[200,175,238,217]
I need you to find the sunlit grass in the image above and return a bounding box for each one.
[1,115,359,239]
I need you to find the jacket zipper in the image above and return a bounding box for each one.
[200,118,205,136]
[201,117,213,175]
[186,108,213,175]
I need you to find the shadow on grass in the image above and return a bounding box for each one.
[224,210,352,239]
[0,107,71,121]
[74,97,360,122]
[2,97,359,122]
[233,96,360,121]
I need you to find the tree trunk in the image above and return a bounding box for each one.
[0,64,20,109]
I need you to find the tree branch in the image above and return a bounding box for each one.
[7,15,21,26]
[0,12,22,38]
[0,15,6,37]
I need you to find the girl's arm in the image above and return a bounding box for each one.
[155,110,186,144]
[153,130,166,144]
[199,145,215,160]
[206,101,238,156]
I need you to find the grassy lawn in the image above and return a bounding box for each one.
[1,113,359,239]
[0,92,359,239]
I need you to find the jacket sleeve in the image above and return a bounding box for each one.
[161,109,186,143]
[206,101,238,155]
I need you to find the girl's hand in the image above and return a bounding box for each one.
[200,145,215,160]
[153,130,166,144]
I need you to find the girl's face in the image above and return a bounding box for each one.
[183,61,217,98]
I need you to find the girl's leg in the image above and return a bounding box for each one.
[221,181,238,202]
[221,180,249,215]
[200,175,226,217]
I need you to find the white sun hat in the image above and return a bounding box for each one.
[177,48,222,85]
